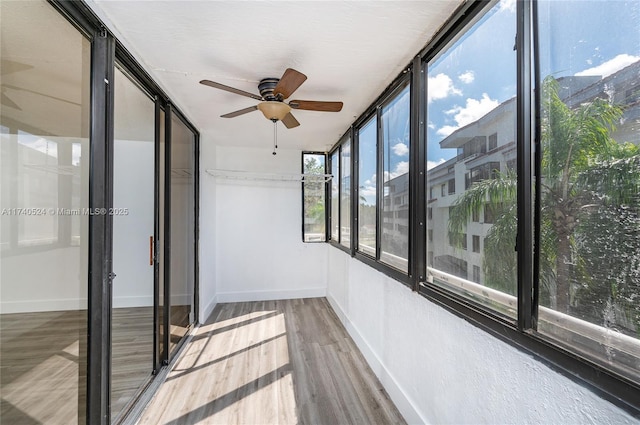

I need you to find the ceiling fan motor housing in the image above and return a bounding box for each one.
[258,78,280,101]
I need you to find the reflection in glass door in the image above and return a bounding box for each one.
[0,1,90,423]
[111,66,155,421]
[168,112,195,356]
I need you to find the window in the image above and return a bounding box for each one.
[465,161,501,190]
[488,133,498,151]
[473,265,481,283]
[302,153,326,242]
[458,136,487,160]
[330,150,339,241]
[472,208,479,223]
[340,140,351,248]
[426,0,517,317]
[0,1,91,421]
[358,117,377,255]
[325,0,640,408]
[380,84,410,271]
[536,0,640,384]
[472,235,480,253]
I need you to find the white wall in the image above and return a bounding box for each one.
[327,248,637,425]
[212,145,328,304]
[198,134,217,323]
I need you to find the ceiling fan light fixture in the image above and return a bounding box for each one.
[257,101,291,121]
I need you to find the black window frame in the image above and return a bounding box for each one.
[324,0,640,416]
[301,151,328,243]
[328,130,353,256]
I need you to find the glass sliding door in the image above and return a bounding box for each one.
[111,66,155,422]
[168,112,196,357]
[0,1,91,423]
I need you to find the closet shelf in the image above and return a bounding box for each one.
[205,169,333,182]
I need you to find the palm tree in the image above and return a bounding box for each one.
[449,76,640,326]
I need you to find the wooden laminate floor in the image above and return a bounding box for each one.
[0,307,155,424]
[138,298,406,425]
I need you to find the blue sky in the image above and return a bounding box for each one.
[426,0,640,167]
[357,0,640,201]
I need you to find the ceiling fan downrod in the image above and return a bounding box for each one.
[272,118,278,155]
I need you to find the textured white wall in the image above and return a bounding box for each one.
[327,248,637,425]
[198,133,217,323]
[212,145,327,303]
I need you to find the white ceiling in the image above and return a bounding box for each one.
[87,0,463,152]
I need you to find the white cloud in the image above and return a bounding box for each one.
[392,142,409,157]
[437,93,499,137]
[383,161,410,181]
[428,73,461,103]
[427,158,446,170]
[360,185,377,197]
[437,125,459,138]
[394,161,409,176]
[499,0,516,13]
[458,71,475,84]
[427,121,436,130]
[575,54,640,78]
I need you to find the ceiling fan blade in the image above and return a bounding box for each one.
[273,68,307,100]
[221,105,258,118]
[281,112,300,129]
[200,80,263,101]
[289,100,343,112]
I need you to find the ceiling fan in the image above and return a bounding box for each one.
[199,68,343,129]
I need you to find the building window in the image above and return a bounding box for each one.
[448,178,455,195]
[428,229,433,242]
[465,161,501,190]
[428,207,433,220]
[473,265,481,283]
[488,132,498,151]
[472,235,480,253]
[441,184,446,197]
[302,153,326,242]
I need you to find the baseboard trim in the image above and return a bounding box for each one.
[0,298,88,314]
[326,293,427,425]
[200,294,218,323]
[216,287,326,303]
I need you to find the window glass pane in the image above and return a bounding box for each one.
[303,153,326,242]
[381,85,410,271]
[169,113,195,357]
[340,140,351,248]
[330,150,339,241]
[537,0,640,381]
[358,117,377,256]
[0,1,90,423]
[426,0,517,318]
[111,66,155,422]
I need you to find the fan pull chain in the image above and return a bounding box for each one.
[272,119,278,155]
